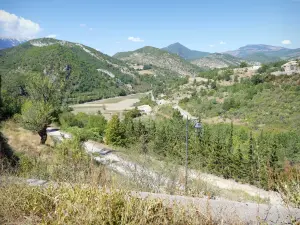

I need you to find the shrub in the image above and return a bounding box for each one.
[65,126,103,142]
[240,62,248,68]
[143,64,152,70]
[59,111,84,128]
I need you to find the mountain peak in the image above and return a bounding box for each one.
[162,43,209,60]
[168,42,186,47]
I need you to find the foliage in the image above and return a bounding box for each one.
[143,64,152,70]
[257,61,287,74]
[198,68,234,82]
[124,107,142,119]
[243,52,281,63]
[278,165,300,208]
[180,74,300,131]
[19,100,53,132]
[138,72,188,98]
[105,115,126,146]
[239,62,248,68]
[134,94,157,107]
[0,39,142,104]
[0,183,215,225]
[114,46,202,77]
[59,111,107,142]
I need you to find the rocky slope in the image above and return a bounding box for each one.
[191,53,247,69]
[113,46,202,77]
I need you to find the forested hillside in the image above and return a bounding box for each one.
[0,38,146,105]
[179,61,300,131]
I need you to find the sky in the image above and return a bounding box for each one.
[0,0,299,55]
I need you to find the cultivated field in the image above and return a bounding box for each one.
[71,93,147,119]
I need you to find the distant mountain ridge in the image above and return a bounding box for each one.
[226,44,300,62]
[226,44,287,57]
[0,38,25,49]
[161,42,210,61]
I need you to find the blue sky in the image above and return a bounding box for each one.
[1,0,299,55]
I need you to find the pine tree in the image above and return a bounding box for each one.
[105,114,126,146]
[123,116,135,143]
[248,131,255,184]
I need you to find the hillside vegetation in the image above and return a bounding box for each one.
[179,61,300,130]
[1,40,300,224]
[114,46,202,76]
[191,53,248,69]
[0,38,147,104]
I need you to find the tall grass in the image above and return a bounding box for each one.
[0,183,217,225]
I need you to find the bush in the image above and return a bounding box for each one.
[59,112,84,128]
[59,112,107,141]
[124,107,142,119]
[143,64,152,70]
[222,98,239,111]
[65,126,103,142]
[240,62,248,68]
[251,75,264,85]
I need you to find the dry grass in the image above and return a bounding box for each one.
[0,183,218,225]
[0,120,111,186]
[1,120,54,158]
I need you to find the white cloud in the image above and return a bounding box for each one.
[0,10,41,40]
[220,41,226,45]
[128,36,144,42]
[46,34,57,38]
[209,44,215,47]
[80,24,94,31]
[281,40,291,45]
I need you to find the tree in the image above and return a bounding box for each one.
[105,115,126,146]
[251,74,264,85]
[19,72,70,144]
[248,132,256,183]
[211,80,217,90]
[172,109,183,120]
[20,100,54,144]
[240,62,248,68]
